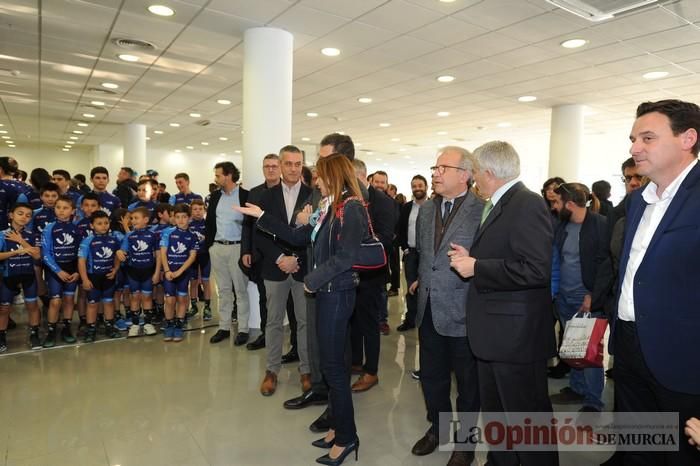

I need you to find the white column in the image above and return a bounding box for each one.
[548,104,585,181]
[124,123,147,177]
[242,27,293,188]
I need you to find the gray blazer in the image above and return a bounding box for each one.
[415,192,484,337]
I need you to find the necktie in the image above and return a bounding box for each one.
[442,200,452,224]
[480,199,493,226]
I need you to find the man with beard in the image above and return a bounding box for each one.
[396,174,428,331]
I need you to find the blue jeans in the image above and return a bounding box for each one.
[555,294,605,410]
[316,289,357,446]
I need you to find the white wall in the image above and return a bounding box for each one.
[9,144,93,179]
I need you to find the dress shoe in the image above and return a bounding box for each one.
[550,386,585,404]
[447,450,475,466]
[379,322,390,335]
[309,408,331,433]
[548,361,571,379]
[312,436,335,449]
[350,364,364,375]
[209,329,230,343]
[396,321,415,332]
[260,370,278,396]
[284,390,328,410]
[281,348,299,363]
[387,288,399,297]
[301,373,312,393]
[246,334,265,350]
[351,373,378,393]
[233,331,249,346]
[411,430,439,456]
[315,440,359,465]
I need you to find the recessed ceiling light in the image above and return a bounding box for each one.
[77,122,89,127]
[437,111,450,117]
[189,112,201,118]
[0,123,4,126]
[643,70,669,80]
[436,75,455,83]
[154,130,164,135]
[201,142,209,145]
[561,39,587,49]
[321,47,340,57]
[62,148,70,152]
[101,82,119,89]
[391,138,400,142]
[437,131,448,135]
[66,141,75,145]
[169,123,180,127]
[217,99,231,105]
[358,97,372,104]
[174,149,182,153]
[301,137,310,142]
[497,122,512,128]
[235,150,241,154]
[379,123,391,127]
[439,0,457,3]
[306,112,319,118]
[64,145,71,148]
[7,145,15,148]
[69,136,79,140]
[219,152,226,156]
[82,113,95,118]
[1,136,10,139]
[218,137,228,141]
[399,148,407,152]
[90,100,105,106]
[0,130,7,134]
[518,95,537,102]
[148,4,175,16]
[72,130,83,134]
[146,137,151,141]
[186,146,194,150]
[118,54,140,62]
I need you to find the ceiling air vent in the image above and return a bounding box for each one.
[87,87,117,95]
[195,120,240,130]
[545,0,661,21]
[112,38,157,51]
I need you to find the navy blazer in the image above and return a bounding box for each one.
[615,161,700,395]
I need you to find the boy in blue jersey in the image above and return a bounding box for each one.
[110,208,131,330]
[32,182,59,307]
[41,195,81,347]
[74,192,101,333]
[188,199,212,320]
[0,203,42,352]
[117,207,161,337]
[161,204,199,341]
[51,170,81,207]
[169,173,203,206]
[128,179,158,224]
[88,166,121,216]
[78,211,122,343]
[150,203,173,322]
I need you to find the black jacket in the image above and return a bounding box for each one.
[397,200,415,250]
[113,179,137,207]
[205,186,249,250]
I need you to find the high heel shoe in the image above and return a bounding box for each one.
[312,436,335,449]
[315,439,359,465]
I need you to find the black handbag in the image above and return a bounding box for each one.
[336,197,387,271]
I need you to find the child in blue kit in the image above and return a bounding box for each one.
[187,199,212,320]
[42,195,82,347]
[0,203,42,352]
[78,211,122,342]
[160,204,198,342]
[31,182,59,307]
[110,208,131,330]
[117,207,161,337]
[74,192,101,331]
[128,179,158,225]
[150,203,173,322]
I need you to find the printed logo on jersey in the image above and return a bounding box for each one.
[56,232,74,246]
[170,242,187,254]
[95,246,113,259]
[132,239,149,252]
[194,231,205,242]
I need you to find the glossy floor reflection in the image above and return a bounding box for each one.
[0,292,615,466]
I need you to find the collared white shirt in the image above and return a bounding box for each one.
[407,200,422,248]
[281,179,302,224]
[618,159,698,321]
[490,177,520,207]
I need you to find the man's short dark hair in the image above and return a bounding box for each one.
[214,162,240,183]
[120,167,134,177]
[137,179,150,187]
[156,203,174,215]
[302,166,312,186]
[412,174,428,186]
[373,170,388,179]
[263,153,279,161]
[173,203,190,216]
[81,192,101,206]
[320,133,354,160]
[90,211,109,223]
[592,180,611,200]
[279,145,302,156]
[636,99,700,155]
[40,182,60,195]
[90,167,109,179]
[159,183,166,189]
[175,173,189,182]
[0,157,18,175]
[52,169,71,180]
[56,194,75,208]
[621,157,636,173]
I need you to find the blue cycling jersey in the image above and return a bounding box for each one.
[79,191,121,217]
[128,200,158,224]
[120,227,159,268]
[169,192,203,205]
[42,220,82,273]
[0,227,37,276]
[31,206,56,237]
[78,233,121,274]
[74,216,94,239]
[188,218,206,252]
[0,180,27,229]
[160,227,199,269]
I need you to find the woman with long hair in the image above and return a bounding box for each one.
[237,153,368,465]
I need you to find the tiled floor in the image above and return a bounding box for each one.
[0,292,615,466]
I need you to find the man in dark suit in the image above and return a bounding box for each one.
[349,159,396,393]
[611,99,700,465]
[451,141,558,466]
[205,161,250,346]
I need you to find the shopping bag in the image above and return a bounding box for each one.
[559,313,607,369]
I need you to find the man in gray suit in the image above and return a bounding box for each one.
[408,146,483,466]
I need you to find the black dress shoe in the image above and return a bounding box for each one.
[233,332,249,346]
[309,408,331,433]
[312,436,335,449]
[411,430,439,456]
[209,329,230,343]
[284,390,328,410]
[281,348,299,363]
[548,361,571,379]
[315,440,359,465]
[246,334,265,350]
[396,321,415,332]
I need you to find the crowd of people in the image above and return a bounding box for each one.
[1,98,699,465]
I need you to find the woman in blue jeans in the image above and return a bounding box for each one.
[237,153,368,465]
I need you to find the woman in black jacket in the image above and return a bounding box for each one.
[237,153,367,465]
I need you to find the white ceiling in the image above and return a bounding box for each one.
[2,0,700,161]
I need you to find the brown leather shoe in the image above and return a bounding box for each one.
[351,373,378,393]
[411,430,439,456]
[447,450,475,466]
[260,370,277,396]
[300,373,312,393]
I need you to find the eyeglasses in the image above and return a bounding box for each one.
[555,183,573,196]
[621,174,643,184]
[430,165,466,175]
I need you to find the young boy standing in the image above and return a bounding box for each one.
[188,199,212,320]
[128,180,158,225]
[88,167,121,216]
[32,182,59,306]
[161,204,198,342]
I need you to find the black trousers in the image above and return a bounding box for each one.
[478,358,559,466]
[613,320,700,466]
[402,248,419,326]
[419,303,480,437]
[287,292,297,349]
[350,281,382,375]
[257,278,268,331]
[388,243,400,291]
